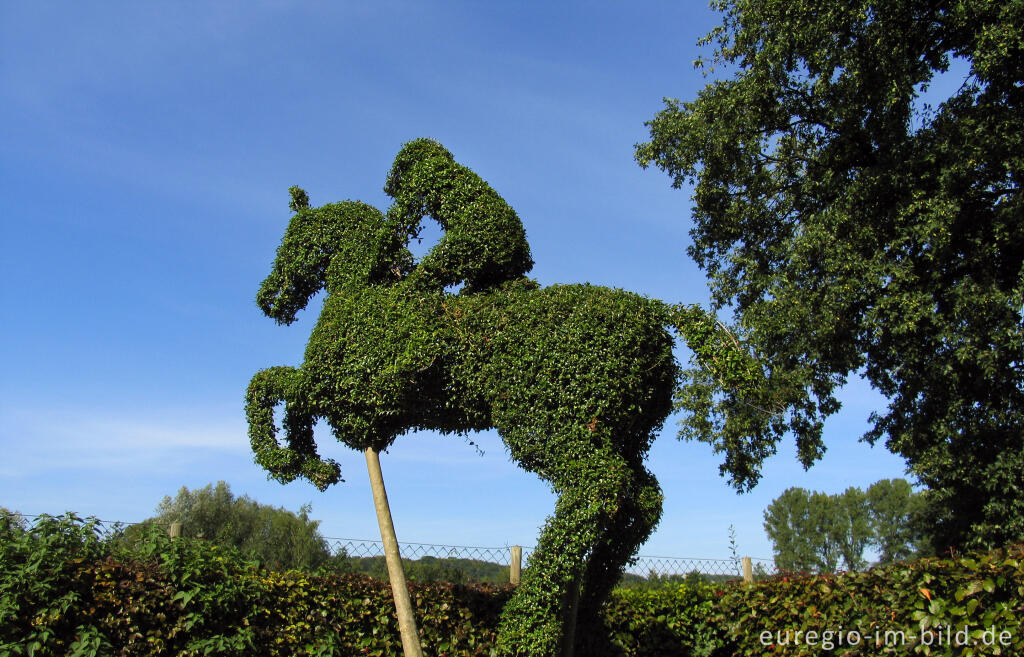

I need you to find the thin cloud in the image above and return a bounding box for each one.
[0,405,249,476]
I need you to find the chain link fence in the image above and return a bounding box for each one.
[327,537,516,566]
[325,536,776,584]
[2,512,775,584]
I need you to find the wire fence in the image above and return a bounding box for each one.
[2,511,775,582]
[323,536,776,581]
[328,537,516,566]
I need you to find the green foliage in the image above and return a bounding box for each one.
[0,513,110,656]
[0,509,27,543]
[587,584,724,657]
[0,512,725,657]
[383,137,534,296]
[831,487,873,572]
[120,481,336,572]
[0,512,512,657]
[715,544,1024,657]
[867,478,931,562]
[764,488,842,573]
[0,514,263,656]
[638,0,1024,552]
[247,138,761,655]
[616,570,736,591]
[764,480,925,573]
[5,513,1022,657]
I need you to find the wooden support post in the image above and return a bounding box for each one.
[168,522,182,538]
[742,556,753,583]
[364,447,423,657]
[510,545,522,585]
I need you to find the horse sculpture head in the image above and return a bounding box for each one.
[256,189,413,325]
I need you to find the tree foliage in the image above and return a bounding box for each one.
[830,487,873,571]
[125,481,340,572]
[764,487,846,572]
[0,508,27,536]
[638,0,1024,552]
[866,477,930,562]
[764,479,925,572]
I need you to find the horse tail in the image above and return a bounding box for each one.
[245,366,341,491]
[665,303,761,394]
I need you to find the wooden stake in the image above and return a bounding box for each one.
[364,447,423,657]
[742,556,753,583]
[510,545,522,585]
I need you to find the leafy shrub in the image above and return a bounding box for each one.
[0,514,514,656]
[586,583,724,657]
[0,513,110,656]
[5,513,1021,657]
[714,544,1024,656]
[0,515,263,656]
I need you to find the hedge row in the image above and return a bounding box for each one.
[0,515,509,657]
[2,514,1022,656]
[714,543,1024,656]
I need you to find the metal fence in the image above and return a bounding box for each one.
[327,537,517,566]
[325,536,776,580]
[2,512,775,581]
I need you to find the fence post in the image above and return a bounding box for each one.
[168,522,182,539]
[510,545,522,585]
[742,556,753,583]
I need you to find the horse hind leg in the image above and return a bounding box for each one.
[573,465,663,654]
[496,444,641,657]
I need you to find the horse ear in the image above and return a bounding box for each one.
[289,186,310,212]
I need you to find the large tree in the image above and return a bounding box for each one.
[638,0,1023,551]
[831,487,874,571]
[763,487,831,572]
[866,478,929,562]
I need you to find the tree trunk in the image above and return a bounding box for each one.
[364,447,423,657]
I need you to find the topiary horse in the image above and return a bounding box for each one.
[246,138,756,657]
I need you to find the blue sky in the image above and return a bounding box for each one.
[1,1,912,563]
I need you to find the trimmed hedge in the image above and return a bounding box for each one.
[713,544,1024,656]
[2,514,1022,656]
[0,515,510,657]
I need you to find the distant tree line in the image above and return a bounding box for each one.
[763,478,927,573]
[342,555,511,585]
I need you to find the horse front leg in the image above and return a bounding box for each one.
[245,365,341,491]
